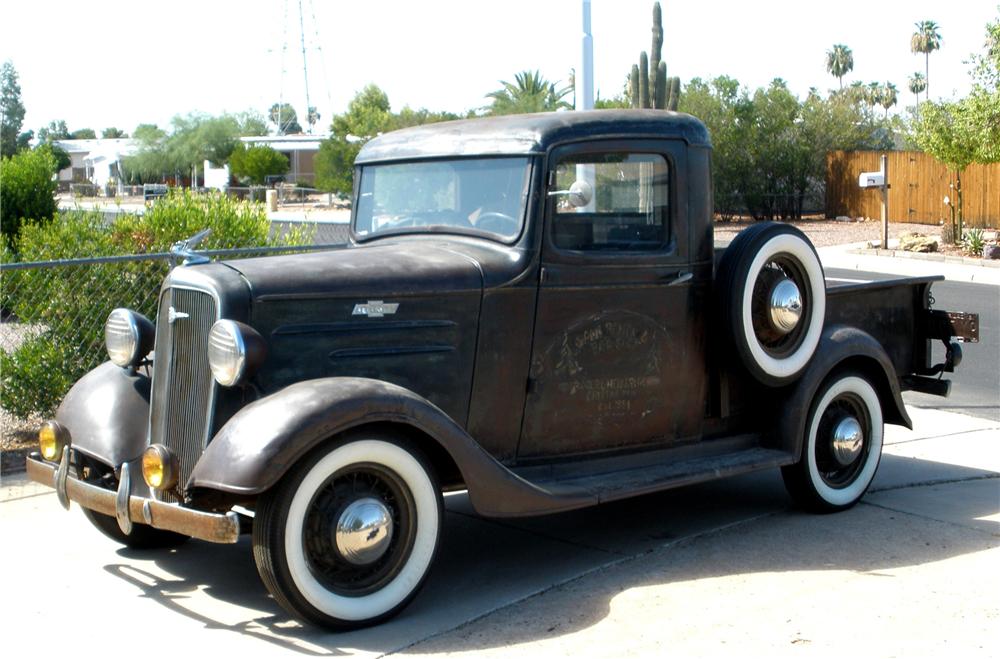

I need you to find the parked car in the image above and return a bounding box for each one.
[27,111,979,629]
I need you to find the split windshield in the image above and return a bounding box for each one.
[354,157,531,241]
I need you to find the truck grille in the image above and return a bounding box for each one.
[149,287,218,499]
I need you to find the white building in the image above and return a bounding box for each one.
[52,138,138,188]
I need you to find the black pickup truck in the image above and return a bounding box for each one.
[26,111,978,629]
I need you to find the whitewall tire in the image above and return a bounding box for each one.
[782,372,884,512]
[718,223,826,386]
[253,436,442,629]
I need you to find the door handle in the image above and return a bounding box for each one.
[663,271,693,286]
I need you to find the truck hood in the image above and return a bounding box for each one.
[224,241,484,301]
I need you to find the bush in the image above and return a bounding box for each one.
[1,192,313,420]
[229,144,289,186]
[0,333,79,418]
[0,147,58,247]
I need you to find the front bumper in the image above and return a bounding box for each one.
[26,450,240,544]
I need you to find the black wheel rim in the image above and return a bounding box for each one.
[815,392,872,488]
[302,463,417,596]
[749,252,812,358]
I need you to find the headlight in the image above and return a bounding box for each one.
[141,444,179,491]
[207,319,266,387]
[38,420,71,462]
[105,308,154,368]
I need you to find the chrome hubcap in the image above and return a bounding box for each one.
[768,279,803,335]
[831,416,864,466]
[335,497,394,566]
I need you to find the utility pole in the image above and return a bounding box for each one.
[577,0,594,111]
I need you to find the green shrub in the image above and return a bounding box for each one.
[229,144,289,185]
[0,333,79,419]
[963,227,986,256]
[2,192,313,420]
[0,147,58,247]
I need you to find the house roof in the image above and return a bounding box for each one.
[52,138,137,155]
[240,134,329,152]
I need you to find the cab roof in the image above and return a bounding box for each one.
[356,110,711,164]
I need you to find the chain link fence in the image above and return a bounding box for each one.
[0,239,347,444]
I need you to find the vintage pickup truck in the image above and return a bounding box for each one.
[26,111,979,629]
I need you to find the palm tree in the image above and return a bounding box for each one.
[908,72,927,106]
[879,82,898,117]
[865,81,882,107]
[911,20,942,101]
[826,44,854,90]
[485,70,573,116]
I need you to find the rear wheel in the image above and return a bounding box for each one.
[253,436,442,629]
[781,372,884,512]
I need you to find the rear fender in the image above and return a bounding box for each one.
[55,361,151,468]
[775,325,910,459]
[189,377,593,517]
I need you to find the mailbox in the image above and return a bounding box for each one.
[858,171,885,188]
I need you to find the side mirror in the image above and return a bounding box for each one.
[548,179,594,208]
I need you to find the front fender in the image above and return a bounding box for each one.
[189,377,594,517]
[55,361,151,468]
[775,324,911,458]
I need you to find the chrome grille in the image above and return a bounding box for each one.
[149,287,218,498]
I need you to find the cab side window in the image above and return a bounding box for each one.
[551,152,670,252]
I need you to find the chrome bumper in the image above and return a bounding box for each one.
[25,450,240,544]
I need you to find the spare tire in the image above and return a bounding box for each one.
[717,222,825,387]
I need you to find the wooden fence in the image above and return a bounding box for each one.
[826,151,1000,228]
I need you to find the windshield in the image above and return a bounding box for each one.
[354,157,531,241]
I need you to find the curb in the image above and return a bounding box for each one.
[849,248,1000,268]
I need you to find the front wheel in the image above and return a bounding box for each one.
[781,372,884,512]
[253,436,442,629]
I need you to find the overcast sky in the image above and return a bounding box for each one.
[2,0,995,136]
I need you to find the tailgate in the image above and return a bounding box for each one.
[826,276,979,392]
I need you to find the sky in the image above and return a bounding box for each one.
[1,0,996,136]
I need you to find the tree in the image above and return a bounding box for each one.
[908,72,927,105]
[1,60,26,157]
[485,70,572,115]
[132,123,166,142]
[269,103,302,134]
[315,84,456,194]
[38,120,70,142]
[879,82,898,117]
[69,128,97,139]
[229,143,289,185]
[102,127,128,138]
[911,20,942,101]
[913,101,977,238]
[826,44,854,90]
[124,114,241,183]
[235,110,268,137]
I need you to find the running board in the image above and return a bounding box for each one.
[513,443,797,506]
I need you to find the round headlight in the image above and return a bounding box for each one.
[105,308,154,368]
[207,320,266,387]
[142,444,179,491]
[39,420,71,462]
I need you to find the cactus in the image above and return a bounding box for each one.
[628,2,680,111]
[638,52,650,109]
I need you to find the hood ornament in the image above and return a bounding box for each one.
[352,301,399,319]
[169,228,212,268]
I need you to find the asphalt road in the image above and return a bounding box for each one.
[826,268,999,422]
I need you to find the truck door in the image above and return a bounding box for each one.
[517,140,708,459]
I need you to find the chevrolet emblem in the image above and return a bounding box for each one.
[352,301,399,318]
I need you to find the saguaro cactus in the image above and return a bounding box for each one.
[628,1,680,111]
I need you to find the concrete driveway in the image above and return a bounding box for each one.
[1,407,996,658]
